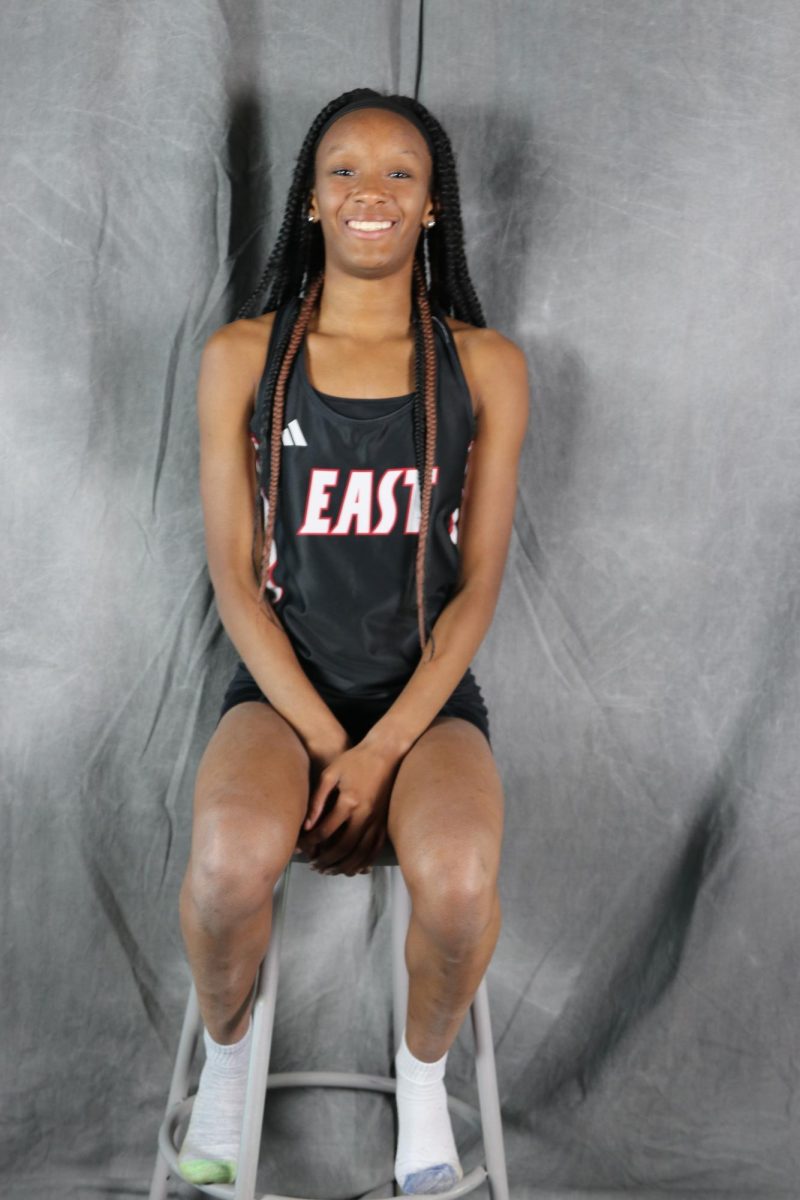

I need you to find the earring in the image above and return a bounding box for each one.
[426,219,436,228]
[308,214,315,222]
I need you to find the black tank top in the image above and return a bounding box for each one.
[248,298,476,699]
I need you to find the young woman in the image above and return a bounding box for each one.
[177,87,529,1193]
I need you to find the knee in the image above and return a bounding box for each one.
[408,850,499,956]
[181,800,292,929]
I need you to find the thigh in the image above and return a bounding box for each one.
[386,715,505,894]
[189,698,311,879]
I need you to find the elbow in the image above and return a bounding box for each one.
[210,568,256,621]
[457,574,500,606]
[214,570,283,635]
[455,576,501,625]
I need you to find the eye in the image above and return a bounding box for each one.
[330,168,412,179]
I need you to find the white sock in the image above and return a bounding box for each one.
[394,1029,463,1194]
[177,1016,253,1186]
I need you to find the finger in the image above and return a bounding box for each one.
[297,818,341,859]
[303,826,342,861]
[312,815,380,873]
[310,822,360,872]
[308,792,361,848]
[356,829,387,875]
[304,787,330,832]
[316,821,380,876]
[354,823,386,873]
[295,831,320,856]
[304,773,339,831]
[339,824,382,875]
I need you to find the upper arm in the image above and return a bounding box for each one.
[455,330,530,603]
[196,322,262,597]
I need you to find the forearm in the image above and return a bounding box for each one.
[215,576,346,754]
[362,582,496,760]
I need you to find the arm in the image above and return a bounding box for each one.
[362,329,531,760]
[197,322,348,759]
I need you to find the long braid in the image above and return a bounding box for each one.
[256,271,324,604]
[410,278,428,649]
[241,87,487,673]
[411,258,438,660]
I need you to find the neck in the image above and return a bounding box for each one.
[310,262,417,341]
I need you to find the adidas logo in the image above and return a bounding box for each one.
[281,419,307,446]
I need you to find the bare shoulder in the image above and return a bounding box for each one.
[202,312,277,391]
[443,315,529,423]
[197,312,278,428]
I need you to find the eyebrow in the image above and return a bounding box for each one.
[321,144,422,159]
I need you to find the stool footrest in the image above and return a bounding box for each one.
[158,1071,487,1200]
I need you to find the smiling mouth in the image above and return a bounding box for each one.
[344,219,399,238]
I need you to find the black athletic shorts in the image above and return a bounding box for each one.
[217,660,491,748]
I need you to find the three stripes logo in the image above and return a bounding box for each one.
[281,419,307,446]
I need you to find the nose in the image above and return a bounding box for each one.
[351,171,391,203]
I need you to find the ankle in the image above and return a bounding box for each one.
[396,1028,448,1085]
[203,1014,253,1067]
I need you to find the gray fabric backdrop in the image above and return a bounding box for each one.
[2,2,798,1197]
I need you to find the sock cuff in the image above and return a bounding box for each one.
[203,1014,253,1062]
[395,1028,447,1084]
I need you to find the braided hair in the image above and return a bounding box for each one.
[237,87,485,663]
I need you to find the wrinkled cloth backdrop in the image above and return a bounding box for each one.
[2,2,798,1198]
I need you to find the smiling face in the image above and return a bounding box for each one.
[308,107,437,277]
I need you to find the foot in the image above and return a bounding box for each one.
[394,1031,464,1195]
[399,1163,464,1194]
[177,1019,252,1186]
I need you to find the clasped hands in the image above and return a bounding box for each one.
[294,735,402,877]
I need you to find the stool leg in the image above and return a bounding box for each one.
[390,865,411,1055]
[148,980,202,1200]
[234,861,292,1200]
[470,978,509,1200]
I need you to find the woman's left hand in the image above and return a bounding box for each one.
[297,740,403,876]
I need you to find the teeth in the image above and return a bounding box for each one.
[347,220,394,230]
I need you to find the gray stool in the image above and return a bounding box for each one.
[149,841,509,1200]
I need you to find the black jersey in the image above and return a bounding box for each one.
[249,298,476,700]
